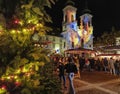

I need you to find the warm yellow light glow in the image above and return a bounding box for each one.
[14,76,18,79]
[23,29,27,32]
[7,76,10,80]
[15,69,21,74]
[36,24,39,26]
[39,23,43,27]
[22,28,29,34]
[11,30,16,34]
[19,21,23,25]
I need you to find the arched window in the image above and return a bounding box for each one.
[65,15,67,22]
[71,15,74,22]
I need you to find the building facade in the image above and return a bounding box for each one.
[40,35,67,54]
[116,37,120,46]
[61,0,93,50]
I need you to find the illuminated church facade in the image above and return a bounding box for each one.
[61,1,93,50]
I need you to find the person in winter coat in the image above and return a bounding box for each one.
[65,57,78,94]
[108,57,115,75]
[58,58,67,88]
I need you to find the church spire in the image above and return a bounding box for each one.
[82,0,91,14]
[85,0,88,10]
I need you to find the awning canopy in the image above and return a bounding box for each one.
[102,45,120,51]
[97,54,120,56]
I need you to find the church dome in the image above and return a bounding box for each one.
[82,8,91,14]
[65,0,75,6]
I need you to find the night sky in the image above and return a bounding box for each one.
[46,0,120,38]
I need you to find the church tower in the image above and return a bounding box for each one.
[79,2,93,49]
[61,0,93,50]
[62,0,77,31]
[62,0,79,49]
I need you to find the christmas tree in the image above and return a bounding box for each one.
[0,0,62,94]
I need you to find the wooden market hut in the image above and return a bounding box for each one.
[96,45,120,59]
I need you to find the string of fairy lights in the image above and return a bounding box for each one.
[0,16,45,93]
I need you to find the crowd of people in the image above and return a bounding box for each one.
[52,55,120,94]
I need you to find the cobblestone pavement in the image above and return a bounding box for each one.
[61,71,120,94]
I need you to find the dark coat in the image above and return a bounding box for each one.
[65,63,78,73]
[58,63,65,76]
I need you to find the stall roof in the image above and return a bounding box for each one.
[102,45,120,50]
[97,54,120,56]
[65,47,96,54]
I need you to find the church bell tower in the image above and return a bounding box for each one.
[62,0,77,32]
[62,0,79,49]
[79,2,93,49]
